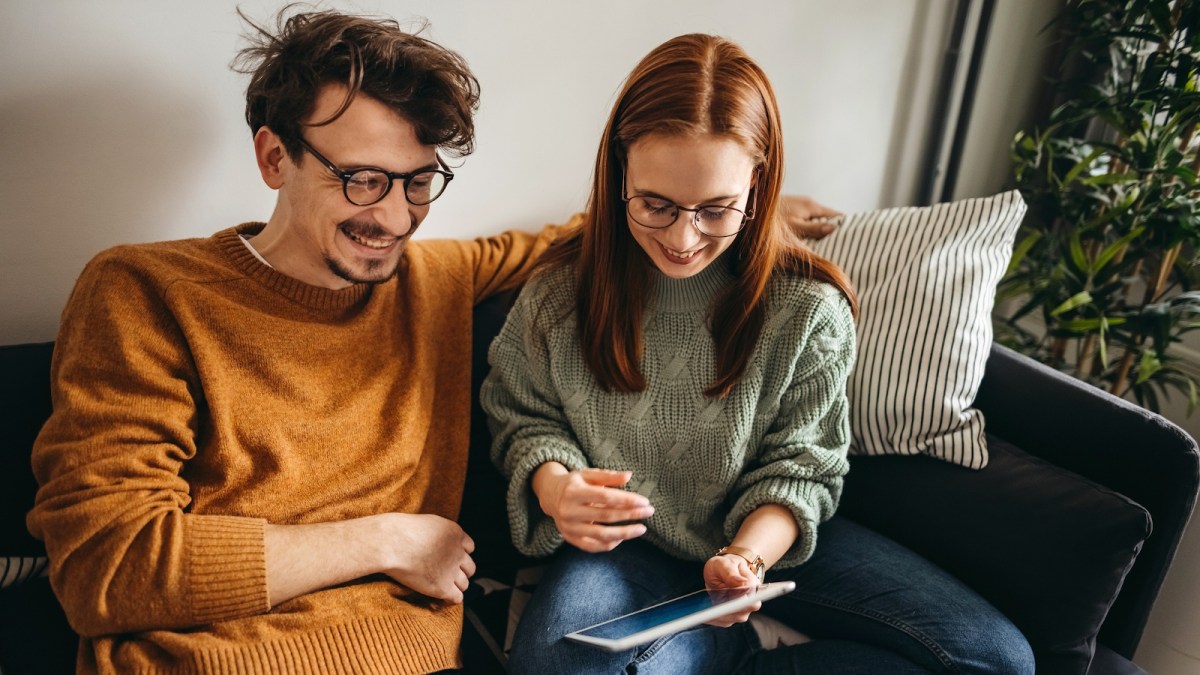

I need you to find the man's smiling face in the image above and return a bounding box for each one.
[253,83,441,289]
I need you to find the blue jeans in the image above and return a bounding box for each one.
[507,517,1034,674]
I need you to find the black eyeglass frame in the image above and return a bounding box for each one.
[297,137,454,207]
[620,175,755,238]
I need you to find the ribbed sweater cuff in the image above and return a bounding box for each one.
[728,478,829,568]
[190,610,462,674]
[507,444,590,557]
[188,515,269,623]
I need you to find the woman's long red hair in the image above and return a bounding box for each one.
[537,34,857,398]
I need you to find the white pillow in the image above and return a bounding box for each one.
[0,555,48,589]
[810,190,1026,469]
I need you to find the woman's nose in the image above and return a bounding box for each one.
[660,210,704,248]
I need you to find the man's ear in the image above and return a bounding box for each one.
[254,126,288,189]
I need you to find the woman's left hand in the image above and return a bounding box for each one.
[702,554,761,627]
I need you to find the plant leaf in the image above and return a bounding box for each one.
[1136,350,1163,385]
[1064,146,1107,185]
[1006,231,1043,275]
[1099,316,1109,367]
[1082,171,1141,186]
[1051,291,1094,317]
[1069,233,1088,276]
[1093,226,1146,273]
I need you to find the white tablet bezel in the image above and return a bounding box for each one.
[563,580,796,652]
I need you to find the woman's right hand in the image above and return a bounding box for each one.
[531,464,655,553]
[702,553,761,627]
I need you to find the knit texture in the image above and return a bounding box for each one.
[482,259,856,568]
[27,222,556,675]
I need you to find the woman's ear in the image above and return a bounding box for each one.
[253,126,288,190]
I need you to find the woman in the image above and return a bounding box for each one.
[482,34,1034,674]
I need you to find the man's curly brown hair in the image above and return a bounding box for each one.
[232,5,481,161]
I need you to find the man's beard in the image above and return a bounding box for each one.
[324,252,399,285]
[326,218,412,284]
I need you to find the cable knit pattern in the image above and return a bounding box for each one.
[483,260,856,568]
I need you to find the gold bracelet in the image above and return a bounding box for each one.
[714,544,766,582]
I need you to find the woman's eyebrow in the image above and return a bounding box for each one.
[632,187,741,203]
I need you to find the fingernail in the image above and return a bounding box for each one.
[821,223,835,234]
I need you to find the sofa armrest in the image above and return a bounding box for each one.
[974,343,1200,657]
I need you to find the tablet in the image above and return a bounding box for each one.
[563,580,796,651]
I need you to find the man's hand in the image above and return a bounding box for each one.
[702,554,761,627]
[781,195,841,240]
[380,513,476,604]
[265,512,476,608]
[532,464,655,553]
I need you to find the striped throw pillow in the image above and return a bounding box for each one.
[810,190,1026,469]
[1,555,48,589]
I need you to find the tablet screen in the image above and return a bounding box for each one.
[565,580,795,651]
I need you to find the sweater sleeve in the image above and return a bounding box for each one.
[467,215,580,303]
[479,278,590,557]
[725,287,856,568]
[26,249,269,637]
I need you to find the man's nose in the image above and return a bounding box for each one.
[371,189,423,237]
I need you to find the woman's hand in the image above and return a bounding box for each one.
[703,553,761,627]
[532,464,655,553]
[781,194,842,240]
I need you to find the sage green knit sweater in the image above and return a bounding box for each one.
[482,259,856,568]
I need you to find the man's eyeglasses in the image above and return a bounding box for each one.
[621,177,754,238]
[298,137,454,206]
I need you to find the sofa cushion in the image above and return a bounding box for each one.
[0,576,77,674]
[810,191,1026,469]
[1,343,54,588]
[1088,644,1148,675]
[838,435,1151,675]
[0,342,77,673]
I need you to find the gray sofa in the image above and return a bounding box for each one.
[2,291,1197,674]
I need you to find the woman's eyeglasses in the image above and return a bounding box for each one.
[622,177,753,238]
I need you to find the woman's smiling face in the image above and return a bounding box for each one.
[623,133,757,279]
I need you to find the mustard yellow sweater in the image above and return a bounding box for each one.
[27,222,554,674]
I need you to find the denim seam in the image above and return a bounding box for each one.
[783,592,961,674]
[632,631,674,663]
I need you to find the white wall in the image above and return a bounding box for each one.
[0,0,1066,345]
[1,0,960,345]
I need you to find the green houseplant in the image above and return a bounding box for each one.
[997,0,1200,414]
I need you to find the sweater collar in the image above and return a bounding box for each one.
[220,224,374,311]
[651,257,735,312]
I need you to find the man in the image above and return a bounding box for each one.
[27,9,560,673]
[27,8,836,674]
